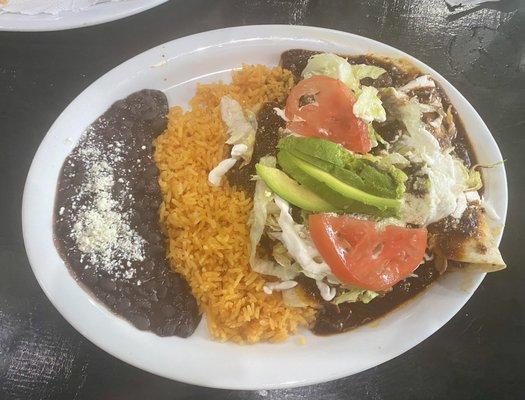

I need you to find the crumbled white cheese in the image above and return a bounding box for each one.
[62,128,145,281]
[71,152,145,273]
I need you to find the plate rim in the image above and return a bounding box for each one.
[0,0,168,31]
[21,25,508,389]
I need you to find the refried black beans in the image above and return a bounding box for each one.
[54,89,201,337]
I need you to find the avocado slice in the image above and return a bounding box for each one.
[283,152,401,213]
[278,150,399,216]
[278,136,349,168]
[255,163,338,212]
[277,150,351,210]
[277,150,388,217]
[278,137,406,199]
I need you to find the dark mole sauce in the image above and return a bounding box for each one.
[312,261,438,335]
[280,49,477,167]
[428,205,482,260]
[280,49,418,87]
[54,89,200,337]
[226,101,286,196]
[280,49,478,335]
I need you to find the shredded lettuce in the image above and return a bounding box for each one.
[351,64,388,81]
[272,242,294,269]
[301,53,388,127]
[390,93,440,153]
[363,151,410,198]
[368,125,378,148]
[249,156,298,280]
[464,161,507,193]
[366,151,410,170]
[353,86,386,123]
[301,53,386,94]
[465,167,483,192]
[220,96,256,165]
[367,124,389,149]
[301,53,356,89]
[398,75,435,93]
[473,160,506,170]
[333,288,379,305]
[273,196,333,281]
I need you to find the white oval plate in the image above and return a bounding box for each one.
[22,25,507,389]
[0,0,167,31]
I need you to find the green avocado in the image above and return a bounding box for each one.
[277,151,384,215]
[278,136,348,170]
[276,150,352,210]
[255,163,337,212]
[282,152,401,213]
[278,136,406,199]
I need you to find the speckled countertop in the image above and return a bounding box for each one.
[0,1,523,399]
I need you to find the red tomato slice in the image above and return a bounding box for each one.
[309,214,427,291]
[285,75,371,154]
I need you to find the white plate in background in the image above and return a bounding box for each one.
[0,0,168,31]
[22,25,507,389]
